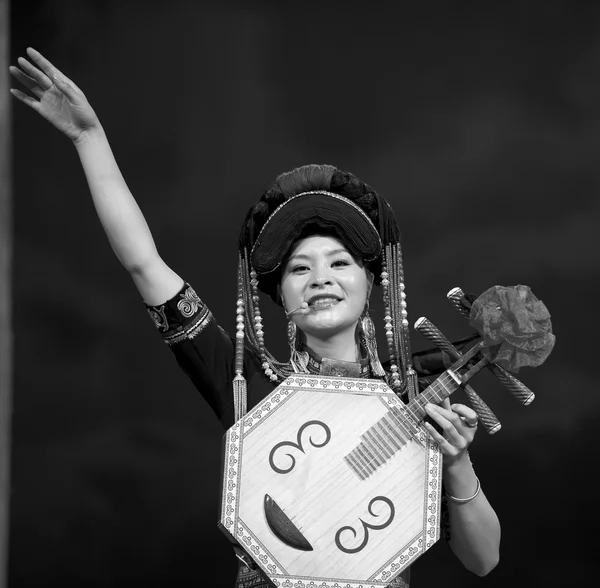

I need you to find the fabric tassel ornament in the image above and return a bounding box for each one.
[233,255,248,422]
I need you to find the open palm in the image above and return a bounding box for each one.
[10,47,100,143]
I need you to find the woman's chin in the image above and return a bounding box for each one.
[299,313,357,338]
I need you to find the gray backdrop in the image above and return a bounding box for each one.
[10,1,597,586]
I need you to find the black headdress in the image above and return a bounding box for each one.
[232,165,418,420]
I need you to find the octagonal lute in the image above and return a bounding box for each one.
[218,285,554,588]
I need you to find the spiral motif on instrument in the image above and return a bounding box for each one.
[335,496,395,554]
[268,420,331,474]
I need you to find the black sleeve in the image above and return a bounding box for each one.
[144,282,236,425]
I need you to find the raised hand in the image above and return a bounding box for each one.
[10,47,101,143]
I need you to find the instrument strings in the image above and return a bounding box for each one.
[281,371,458,528]
[344,371,456,480]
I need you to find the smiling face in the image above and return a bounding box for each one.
[279,234,373,342]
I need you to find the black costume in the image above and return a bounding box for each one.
[142,165,552,587]
[146,281,455,588]
[143,164,470,588]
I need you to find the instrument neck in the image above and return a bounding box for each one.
[405,370,461,423]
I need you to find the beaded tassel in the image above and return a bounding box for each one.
[381,252,402,392]
[249,269,278,383]
[233,255,247,422]
[239,248,279,384]
[239,250,259,350]
[387,243,418,401]
[239,248,291,381]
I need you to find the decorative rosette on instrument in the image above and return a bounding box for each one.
[468,285,555,372]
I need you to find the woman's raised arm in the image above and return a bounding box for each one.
[10,47,183,305]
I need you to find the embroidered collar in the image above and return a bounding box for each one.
[301,344,371,378]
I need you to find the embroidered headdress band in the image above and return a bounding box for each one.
[250,190,383,274]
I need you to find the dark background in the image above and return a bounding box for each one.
[8,0,598,586]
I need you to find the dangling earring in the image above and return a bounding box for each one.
[361,303,386,378]
[287,318,308,373]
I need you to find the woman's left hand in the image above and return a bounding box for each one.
[424,399,478,467]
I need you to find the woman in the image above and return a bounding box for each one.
[10,48,500,587]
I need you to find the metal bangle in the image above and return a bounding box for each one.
[446,476,481,504]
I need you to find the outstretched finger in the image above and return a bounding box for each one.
[26,47,84,94]
[25,47,60,80]
[9,65,44,98]
[16,56,53,91]
[9,88,41,112]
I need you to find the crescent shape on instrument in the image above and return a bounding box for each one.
[264,494,314,552]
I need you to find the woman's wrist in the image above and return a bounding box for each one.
[73,123,105,148]
[443,452,479,500]
[446,477,481,504]
[443,450,472,473]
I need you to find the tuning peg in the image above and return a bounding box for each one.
[488,364,535,405]
[447,287,471,319]
[414,317,501,434]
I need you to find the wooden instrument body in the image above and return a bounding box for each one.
[219,376,442,588]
